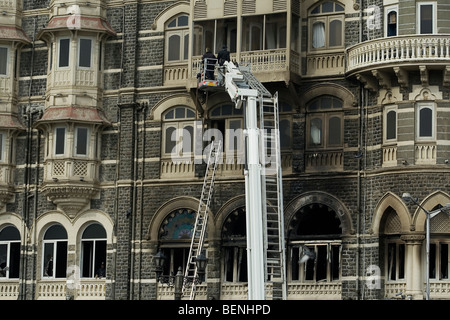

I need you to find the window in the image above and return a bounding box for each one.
[42,224,68,278]
[158,208,197,276]
[384,107,397,142]
[75,127,88,156]
[49,43,53,71]
[242,16,263,51]
[222,207,247,282]
[290,243,341,282]
[162,106,196,159]
[0,132,4,162]
[416,103,435,140]
[310,1,344,50]
[79,38,92,68]
[418,2,436,34]
[288,202,342,282]
[263,102,293,155]
[194,19,238,56]
[386,242,405,281]
[385,6,398,37]
[55,127,66,155]
[429,242,449,280]
[58,38,70,68]
[306,96,343,149]
[81,223,107,278]
[0,46,8,75]
[265,14,287,50]
[209,104,244,163]
[166,15,189,63]
[0,226,20,279]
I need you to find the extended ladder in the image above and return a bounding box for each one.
[182,140,222,300]
[259,92,287,300]
[239,68,287,299]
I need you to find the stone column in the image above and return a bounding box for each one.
[401,234,425,299]
[206,240,221,300]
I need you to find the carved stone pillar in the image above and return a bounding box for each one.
[401,234,425,299]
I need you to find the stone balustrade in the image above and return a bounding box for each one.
[347,35,450,73]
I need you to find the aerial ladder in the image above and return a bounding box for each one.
[182,139,221,300]
[187,59,286,300]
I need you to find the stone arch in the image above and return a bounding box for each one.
[149,93,197,121]
[204,92,233,114]
[147,196,214,242]
[284,191,354,237]
[73,209,114,243]
[35,210,73,244]
[214,195,246,241]
[152,1,190,32]
[412,190,450,233]
[0,212,27,243]
[372,192,411,235]
[299,83,356,112]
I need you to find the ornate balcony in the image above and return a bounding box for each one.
[346,35,450,90]
[186,49,300,88]
[41,158,100,217]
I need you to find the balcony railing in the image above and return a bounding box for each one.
[48,68,99,88]
[415,142,436,165]
[382,145,397,167]
[156,283,207,300]
[0,281,19,300]
[188,49,299,86]
[346,35,450,73]
[36,279,106,300]
[305,150,344,172]
[160,154,293,179]
[306,52,345,76]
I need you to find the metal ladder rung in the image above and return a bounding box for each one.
[183,140,221,300]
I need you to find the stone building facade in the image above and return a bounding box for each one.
[0,0,449,300]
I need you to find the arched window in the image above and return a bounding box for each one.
[417,104,434,139]
[209,104,244,162]
[222,207,247,282]
[81,223,107,278]
[387,9,397,37]
[306,95,343,149]
[162,106,196,159]
[166,14,189,63]
[42,224,68,278]
[0,226,20,279]
[158,208,196,276]
[288,203,342,282]
[428,204,450,281]
[310,1,344,50]
[380,206,405,282]
[384,107,397,142]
